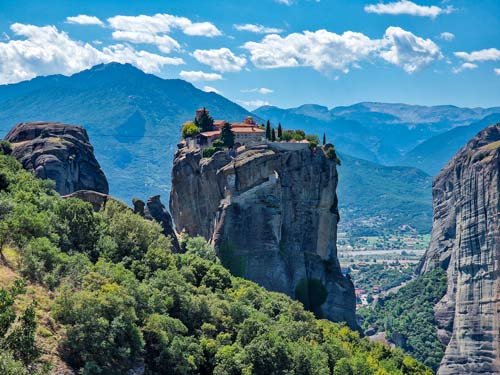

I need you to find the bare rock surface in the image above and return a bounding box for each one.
[4,121,108,195]
[170,143,357,329]
[418,124,500,374]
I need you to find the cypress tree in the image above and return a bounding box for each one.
[265,120,271,140]
[277,123,283,139]
[220,122,235,148]
[323,132,326,145]
[195,108,214,132]
[271,128,276,142]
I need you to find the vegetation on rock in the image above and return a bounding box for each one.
[359,268,447,371]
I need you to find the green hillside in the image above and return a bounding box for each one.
[0,150,431,374]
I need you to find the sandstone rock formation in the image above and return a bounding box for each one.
[418,124,500,374]
[170,142,357,328]
[4,122,108,195]
[133,196,180,252]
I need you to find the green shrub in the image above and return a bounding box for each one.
[0,141,12,156]
[182,122,201,138]
[202,146,218,158]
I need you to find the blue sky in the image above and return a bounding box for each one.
[0,0,499,109]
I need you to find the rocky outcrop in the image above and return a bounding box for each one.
[63,190,111,211]
[133,196,180,252]
[4,122,108,195]
[170,142,357,328]
[418,124,500,374]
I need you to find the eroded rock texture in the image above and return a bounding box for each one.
[418,124,500,374]
[4,122,108,195]
[170,143,357,328]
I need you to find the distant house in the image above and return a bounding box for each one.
[194,109,265,147]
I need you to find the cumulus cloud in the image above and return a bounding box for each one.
[237,99,270,109]
[108,13,221,37]
[107,13,221,54]
[243,26,441,74]
[66,15,104,26]
[0,23,183,84]
[380,26,442,73]
[241,87,274,94]
[275,0,292,5]
[439,32,455,41]
[203,86,221,94]
[234,24,283,34]
[364,1,454,18]
[192,48,247,72]
[495,68,500,76]
[179,70,222,82]
[452,62,478,74]
[454,48,500,62]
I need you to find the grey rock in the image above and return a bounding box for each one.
[4,121,108,195]
[144,195,180,252]
[418,124,500,374]
[170,143,357,329]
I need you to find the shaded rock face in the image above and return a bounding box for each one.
[133,196,180,252]
[4,122,108,195]
[418,124,500,374]
[170,143,357,328]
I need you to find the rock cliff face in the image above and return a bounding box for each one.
[170,142,357,328]
[133,196,181,252]
[418,124,500,374]
[4,122,108,195]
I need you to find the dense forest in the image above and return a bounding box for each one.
[0,151,434,374]
[359,269,447,371]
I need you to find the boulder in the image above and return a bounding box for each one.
[4,121,108,195]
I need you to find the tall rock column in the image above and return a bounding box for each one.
[418,124,500,374]
[170,143,357,329]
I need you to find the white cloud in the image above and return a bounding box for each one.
[243,27,441,74]
[243,29,381,72]
[454,48,500,62]
[66,15,104,26]
[108,13,221,37]
[275,0,292,5]
[364,1,454,18]
[0,23,183,84]
[495,68,500,76]
[452,62,478,74]
[192,48,247,72]
[237,99,270,109]
[380,26,442,73]
[111,30,180,53]
[203,85,221,94]
[439,32,455,41]
[179,70,222,82]
[234,24,283,34]
[241,87,274,94]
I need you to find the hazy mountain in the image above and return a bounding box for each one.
[254,103,500,165]
[0,63,254,201]
[337,153,433,236]
[400,113,500,175]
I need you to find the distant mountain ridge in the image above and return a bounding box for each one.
[254,103,500,169]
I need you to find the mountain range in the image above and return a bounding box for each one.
[0,63,498,235]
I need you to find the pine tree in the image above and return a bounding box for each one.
[265,120,271,140]
[277,123,283,139]
[271,128,276,142]
[220,122,235,148]
[323,132,326,146]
